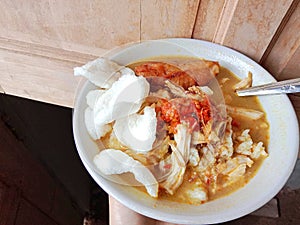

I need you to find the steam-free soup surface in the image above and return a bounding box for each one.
[101,59,269,204]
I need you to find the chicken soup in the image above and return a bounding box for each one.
[75,57,269,204]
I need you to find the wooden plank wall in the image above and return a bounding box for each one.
[0,0,299,108]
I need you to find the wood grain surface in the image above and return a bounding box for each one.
[261,0,300,80]
[140,0,200,40]
[192,0,226,41]
[215,0,292,62]
[0,0,299,113]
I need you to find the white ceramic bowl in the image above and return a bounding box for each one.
[73,38,299,224]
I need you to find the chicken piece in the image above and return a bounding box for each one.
[236,154,254,167]
[189,85,213,96]
[220,77,230,85]
[189,147,200,167]
[134,60,220,89]
[217,117,234,159]
[191,131,206,145]
[217,155,253,176]
[217,155,253,186]
[234,130,268,160]
[186,185,208,204]
[146,137,170,165]
[165,80,207,101]
[160,124,191,195]
[174,124,192,163]
[228,164,247,178]
[134,61,196,89]
[160,150,186,195]
[235,129,253,155]
[250,142,268,159]
[149,89,172,99]
[208,131,220,146]
[226,105,264,120]
[233,72,253,90]
[197,145,216,172]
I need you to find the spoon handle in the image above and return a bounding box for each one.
[236,78,300,96]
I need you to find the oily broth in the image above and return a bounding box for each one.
[218,67,269,146]
[103,58,269,204]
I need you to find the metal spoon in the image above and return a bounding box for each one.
[236,78,300,96]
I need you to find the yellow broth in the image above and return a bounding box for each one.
[218,67,269,146]
[102,59,269,204]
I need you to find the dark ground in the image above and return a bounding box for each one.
[0,93,299,225]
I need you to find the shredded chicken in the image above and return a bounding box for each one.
[226,105,264,120]
[217,155,253,176]
[191,131,206,145]
[165,80,205,101]
[197,145,216,172]
[189,147,200,167]
[160,123,191,195]
[216,154,254,186]
[150,89,172,99]
[188,85,213,96]
[235,130,268,159]
[233,72,253,90]
[220,77,230,85]
[235,129,253,155]
[160,148,186,195]
[251,142,267,159]
[186,185,208,204]
[146,137,170,164]
[218,117,234,159]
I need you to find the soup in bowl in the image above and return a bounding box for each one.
[72,39,298,224]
